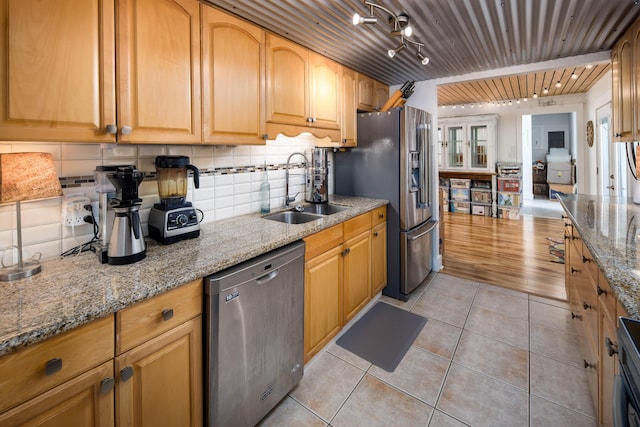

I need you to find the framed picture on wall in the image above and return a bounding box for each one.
[548,131,565,149]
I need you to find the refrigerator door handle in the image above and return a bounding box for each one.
[418,122,431,208]
[407,220,438,241]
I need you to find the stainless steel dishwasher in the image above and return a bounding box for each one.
[204,240,305,427]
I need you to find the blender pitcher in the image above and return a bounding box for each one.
[155,156,200,206]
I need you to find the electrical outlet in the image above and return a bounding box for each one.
[62,195,91,227]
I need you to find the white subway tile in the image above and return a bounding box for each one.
[214,156,233,168]
[193,156,215,170]
[26,240,61,262]
[234,203,252,216]
[167,146,193,157]
[199,175,215,189]
[214,174,234,187]
[138,145,167,157]
[215,196,234,209]
[136,157,157,173]
[12,144,62,160]
[215,185,233,198]
[214,207,234,221]
[23,223,62,246]
[192,145,214,157]
[193,186,215,201]
[233,173,251,184]
[234,193,251,205]
[61,144,102,160]
[61,160,97,177]
[103,145,137,159]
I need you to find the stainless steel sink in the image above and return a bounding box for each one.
[263,211,322,224]
[299,203,349,215]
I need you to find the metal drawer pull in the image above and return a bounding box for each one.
[162,308,174,321]
[571,312,582,320]
[584,360,596,369]
[120,366,134,382]
[582,255,591,263]
[342,248,351,257]
[100,377,115,394]
[583,302,592,310]
[45,358,63,376]
[606,337,618,357]
[571,267,579,274]
[373,232,379,237]
[597,285,608,296]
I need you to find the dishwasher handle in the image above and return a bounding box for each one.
[255,269,280,285]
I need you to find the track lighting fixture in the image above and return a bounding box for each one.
[555,81,561,88]
[571,69,578,79]
[388,42,406,58]
[351,1,428,66]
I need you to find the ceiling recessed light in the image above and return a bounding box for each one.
[543,88,549,94]
[556,81,561,88]
[586,64,593,69]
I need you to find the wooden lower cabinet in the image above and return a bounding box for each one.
[0,360,114,426]
[115,317,202,427]
[304,244,344,362]
[343,230,371,324]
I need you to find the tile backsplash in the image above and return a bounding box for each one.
[0,134,333,264]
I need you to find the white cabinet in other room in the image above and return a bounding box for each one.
[439,115,498,172]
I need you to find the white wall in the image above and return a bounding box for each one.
[585,70,613,195]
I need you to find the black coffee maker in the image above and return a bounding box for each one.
[107,166,146,265]
[148,156,201,244]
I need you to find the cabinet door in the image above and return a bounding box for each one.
[304,245,343,362]
[0,361,114,427]
[309,52,340,130]
[0,0,116,142]
[615,37,634,141]
[469,124,489,170]
[374,81,389,111]
[371,221,387,295]
[115,317,203,427]
[357,73,375,111]
[116,0,201,144]
[201,6,265,145]
[341,66,357,146]
[343,230,371,324]
[265,34,309,127]
[600,308,616,427]
[445,126,465,169]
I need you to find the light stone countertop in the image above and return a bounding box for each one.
[0,195,387,357]
[559,194,640,319]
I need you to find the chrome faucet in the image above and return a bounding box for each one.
[285,152,309,206]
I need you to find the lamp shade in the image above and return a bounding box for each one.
[0,153,62,204]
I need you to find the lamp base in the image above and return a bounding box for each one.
[0,261,41,281]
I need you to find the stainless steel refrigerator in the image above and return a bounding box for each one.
[335,106,436,301]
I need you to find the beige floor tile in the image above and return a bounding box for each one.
[530,322,583,368]
[331,374,433,427]
[434,273,480,289]
[452,330,528,391]
[413,318,462,360]
[412,290,473,328]
[289,352,365,422]
[326,343,372,371]
[464,306,529,350]
[529,300,575,334]
[477,281,529,299]
[471,286,529,320]
[378,272,435,311]
[529,294,570,309]
[428,410,471,427]
[529,395,598,427]
[437,363,529,427]
[428,276,478,304]
[530,352,597,418]
[258,396,327,427]
[368,346,450,406]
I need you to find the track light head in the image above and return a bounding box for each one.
[391,26,412,37]
[388,42,406,58]
[416,51,429,65]
[352,12,377,25]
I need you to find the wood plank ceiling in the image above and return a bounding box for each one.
[206,0,639,105]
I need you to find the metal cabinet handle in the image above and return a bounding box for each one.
[121,125,132,135]
[583,302,592,310]
[597,285,608,296]
[100,377,115,394]
[162,308,174,321]
[606,337,618,357]
[342,248,351,257]
[582,255,591,263]
[45,358,63,376]
[373,232,379,237]
[584,360,596,369]
[571,267,579,274]
[615,132,622,138]
[120,366,134,382]
[105,124,118,134]
[378,213,384,219]
[571,312,582,320]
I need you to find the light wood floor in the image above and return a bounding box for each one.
[441,212,567,301]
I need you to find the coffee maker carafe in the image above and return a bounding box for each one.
[148,156,201,244]
[107,166,146,265]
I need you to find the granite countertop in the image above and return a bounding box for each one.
[0,195,387,357]
[559,194,640,319]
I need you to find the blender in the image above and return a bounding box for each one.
[106,166,146,265]
[148,155,201,244]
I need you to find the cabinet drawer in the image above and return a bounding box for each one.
[0,315,114,413]
[116,279,202,354]
[371,206,386,226]
[304,223,343,261]
[598,270,616,322]
[344,212,372,241]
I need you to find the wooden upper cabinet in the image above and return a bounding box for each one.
[265,34,309,128]
[309,52,340,131]
[374,81,389,111]
[341,66,357,146]
[201,6,265,145]
[0,0,116,142]
[116,0,201,144]
[357,73,375,111]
